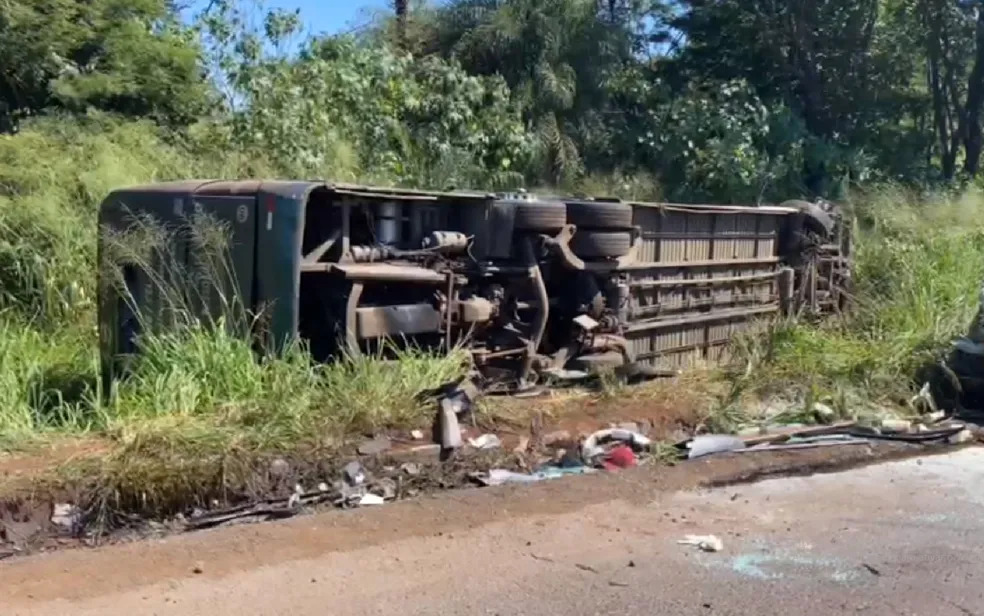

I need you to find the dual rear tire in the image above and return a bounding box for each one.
[509,199,635,259]
[566,201,634,259]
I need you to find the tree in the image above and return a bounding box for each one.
[0,0,211,130]
[918,0,984,177]
[670,0,892,193]
[426,0,648,183]
[394,0,409,48]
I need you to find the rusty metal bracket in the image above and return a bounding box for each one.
[518,237,550,385]
[344,282,364,353]
[613,226,643,268]
[303,229,341,264]
[542,224,586,271]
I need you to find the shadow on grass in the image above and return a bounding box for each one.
[26,366,99,428]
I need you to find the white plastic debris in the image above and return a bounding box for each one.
[410,429,425,440]
[50,503,79,529]
[468,434,502,450]
[678,534,724,552]
[318,482,330,493]
[358,493,385,506]
[948,428,974,445]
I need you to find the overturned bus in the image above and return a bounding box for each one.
[98,180,851,387]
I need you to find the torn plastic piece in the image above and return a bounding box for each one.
[678,534,723,552]
[686,434,746,459]
[468,434,503,450]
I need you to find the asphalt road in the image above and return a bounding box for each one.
[4,447,984,615]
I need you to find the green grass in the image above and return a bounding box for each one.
[720,185,984,427]
[0,115,468,513]
[0,116,981,516]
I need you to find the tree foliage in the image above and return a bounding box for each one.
[5,0,984,200]
[0,0,211,128]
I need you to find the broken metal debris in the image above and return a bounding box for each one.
[686,434,746,459]
[683,417,971,460]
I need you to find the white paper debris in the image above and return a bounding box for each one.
[678,534,724,553]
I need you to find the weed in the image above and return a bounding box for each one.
[722,185,984,421]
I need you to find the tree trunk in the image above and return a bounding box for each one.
[394,0,409,49]
[924,0,958,179]
[964,1,984,175]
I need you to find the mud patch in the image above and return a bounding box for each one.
[0,499,52,556]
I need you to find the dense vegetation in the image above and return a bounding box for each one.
[1,0,984,501]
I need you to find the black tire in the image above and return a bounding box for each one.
[571,351,625,373]
[781,200,834,235]
[512,200,567,231]
[570,230,632,258]
[566,200,633,229]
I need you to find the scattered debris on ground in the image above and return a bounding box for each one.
[468,434,502,450]
[3,357,983,559]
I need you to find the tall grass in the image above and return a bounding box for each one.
[728,185,984,412]
[0,115,467,460]
[0,115,981,512]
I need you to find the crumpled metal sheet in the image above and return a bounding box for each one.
[686,434,746,459]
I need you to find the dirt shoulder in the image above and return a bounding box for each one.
[0,440,949,606]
